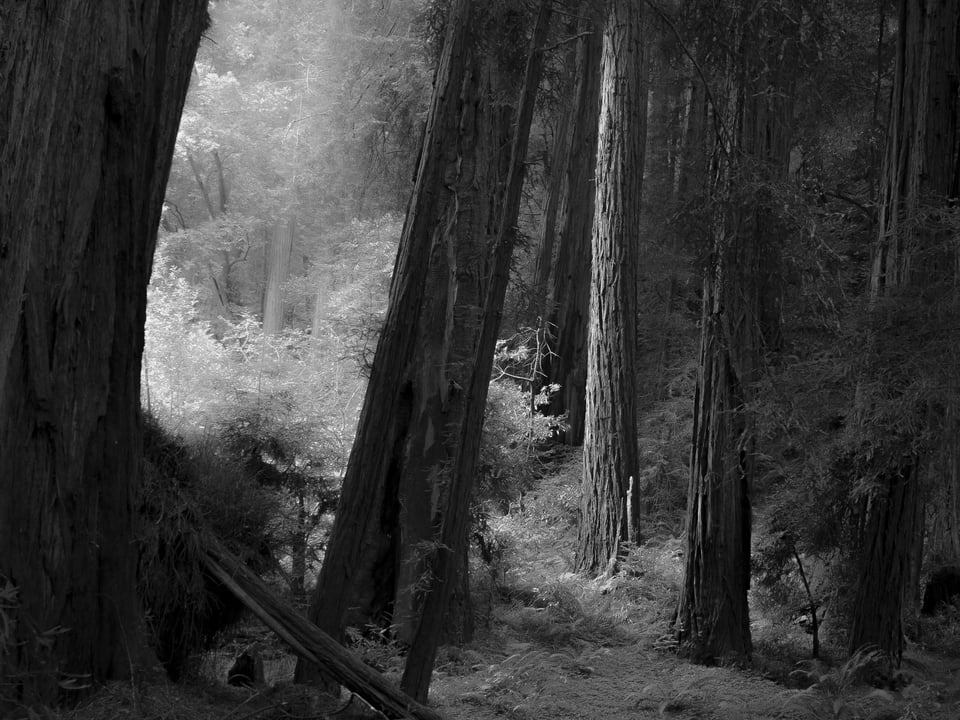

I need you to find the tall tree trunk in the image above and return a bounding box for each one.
[675,1,796,663]
[296,0,519,688]
[526,48,575,329]
[576,0,646,575]
[0,1,208,708]
[264,217,295,335]
[401,1,553,700]
[542,14,603,446]
[850,0,960,663]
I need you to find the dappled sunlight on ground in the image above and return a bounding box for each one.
[57,463,960,720]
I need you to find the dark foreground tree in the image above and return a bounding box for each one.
[297,0,487,677]
[0,0,209,709]
[576,0,646,574]
[849,0,960,663]
[675,0,797,663]
[299,0,551,702]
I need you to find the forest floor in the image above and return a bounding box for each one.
[61,464,960,720]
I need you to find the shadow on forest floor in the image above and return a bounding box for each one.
[57,464,960,720]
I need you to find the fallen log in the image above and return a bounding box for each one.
[201,539,444,720]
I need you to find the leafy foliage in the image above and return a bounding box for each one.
[139,414,277,678]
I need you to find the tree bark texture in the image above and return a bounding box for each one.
[300,0,478,669]
[542,17,603,446]
[400,1,553,700]
[0,0,208,707]
[300,1,537,695]
[675,1,797,663]
[576,0,645,575]
[851,0,960,662]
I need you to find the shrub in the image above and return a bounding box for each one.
[138,413,277,679]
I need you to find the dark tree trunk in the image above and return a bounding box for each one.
[675,1,797,663]
[400,2,553,700]
[299,2,478,674]
[850,0,960,663]
[542,15,603,446]
[576,0,646,575]
[298,1,535,697]
[0,1,208,708]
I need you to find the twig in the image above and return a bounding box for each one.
[643,0,732,151]
[542,31,593,53]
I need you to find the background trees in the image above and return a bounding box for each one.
[674,0,800,663]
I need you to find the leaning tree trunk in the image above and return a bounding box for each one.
[0,1,208,709]
[400,2,553,700]
[299,2,478,674]
[575,0,646,575]
[299,0,533,692]
[849,0,960,663]
[542,13,603,446]
[298,0,552,703]
[675,0,796,663]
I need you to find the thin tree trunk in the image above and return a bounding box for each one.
[0,2,208,707]
[576,0,646,575]
[213,149,228,214]
[264,217,295,334]
[188,152,217,221]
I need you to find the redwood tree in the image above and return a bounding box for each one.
[576,0,646,574]
[541,10,603,446]
[299,0,551,701]
[675,0,797,663]
[849,0,960,662]
[0,0,209,707]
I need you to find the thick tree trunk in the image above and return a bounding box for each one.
[542,17,603,446]
[0,1,208,708]
[290,490,309,602]
[299,0,525,691]
[299,1,476,667]
[526,49,575,328]
[849,467,923,661]
[576,0,645,575]
[675,1,796,663]
[676,284,754,662]
[851,0,960,663]
[400,2,553,700]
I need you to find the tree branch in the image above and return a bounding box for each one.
[643,0,732,152]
